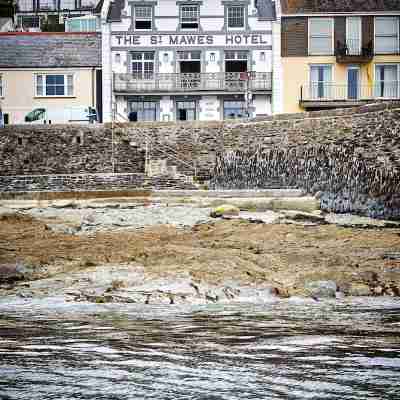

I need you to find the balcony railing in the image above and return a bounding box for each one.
[300,82,400,102]
[113,72,272,93]
[336,39,373,63]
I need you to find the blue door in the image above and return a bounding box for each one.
[348,68,359,100]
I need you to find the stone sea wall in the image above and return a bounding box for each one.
[1,102,400,218]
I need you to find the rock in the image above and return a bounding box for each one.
[304,280,337,298]
[0,262,32,284]
[344,283,371,296]
[210,204,240,218]
[325,214,400,228]
[279,210,327,224]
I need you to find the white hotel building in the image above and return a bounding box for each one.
[101,0,281,122]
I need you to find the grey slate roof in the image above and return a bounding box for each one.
[0,33,101,68]
[256,0,277,20]
[281,0,400,14]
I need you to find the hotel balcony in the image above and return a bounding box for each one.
[300,82,400,110]
[335,39,373,64]
[113,72,272,95]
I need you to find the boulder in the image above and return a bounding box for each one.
[210,204,240,218]
[344,283,371,296]
[304,280,337,298]
[279,210,327,224]
[0,262,31,284]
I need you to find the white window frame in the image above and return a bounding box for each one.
[35,73,74,97]
[180,4,200,30]
[0,74,3,98]
[227,5,245,29]
[374,17,399,55]
[134,5,153,31]
[131,52,155,79]
[308,18,334,56]
[309,63,334,100]
[374,63,399,98]
[346,16,362,55]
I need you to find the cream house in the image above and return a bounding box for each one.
[0,32,102,124]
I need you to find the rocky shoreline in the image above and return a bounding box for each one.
[1,196,400,305]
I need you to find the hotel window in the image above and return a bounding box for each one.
[227,6,244,28]
[224,100,246,119]
[0,75,3,97]
[134,5,152,30]
[131,52,155,79]
[180,5,199,30]
[309,18,333,55]
[36,74,74,96]
[129,101,157,122]
[309,65,332,99]
[375,65,399,98]
[375,17,399,54]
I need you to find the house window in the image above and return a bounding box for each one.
[375,17,399,54]
[180,5,199,30]
[309,65,332,99]
[129,101,157,121]
[134,5,152,30]
[375,65,399,98]
[227,6,244,28]
[309,18,333,55]
[36,74,74,96]
[131,52,155,79]
[59,0,75,10]
[0,75,3,97]
[224,100,246,119]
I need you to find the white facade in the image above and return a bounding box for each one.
[102,0,277,122]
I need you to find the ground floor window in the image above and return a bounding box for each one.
[375,64,399,98]
[36,74,74,97]
[128,101,157,121]
[177,100,196,121]
[223,100,246,119]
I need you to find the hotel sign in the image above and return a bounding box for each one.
[112,33,270,47]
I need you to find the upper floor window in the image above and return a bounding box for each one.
[0,75,3,97]
[79,0,97,8]
[134,5,152,30]
[36,74,74,97]
[180,5,199,30]
[375,17,399,54]
[227,6,244,29]
[131,52,155,79]
[309,18,333,55]
[17,0,35,12]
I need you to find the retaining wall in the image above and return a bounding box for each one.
[1,102,400,218]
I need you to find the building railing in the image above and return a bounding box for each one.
[301,82,400,102]
[113,72,272,93]
[336,39,373,61]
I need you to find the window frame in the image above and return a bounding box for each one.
[374,17,400,55]
[129,100,158,122]
[309,63,334,100]
[179,4,200,30]
[308,17,334,56]
[35,73,74,97]
[133,4,153,31]
[374,63,399,98]
[130,52,155,80]
[227,5,245,29]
